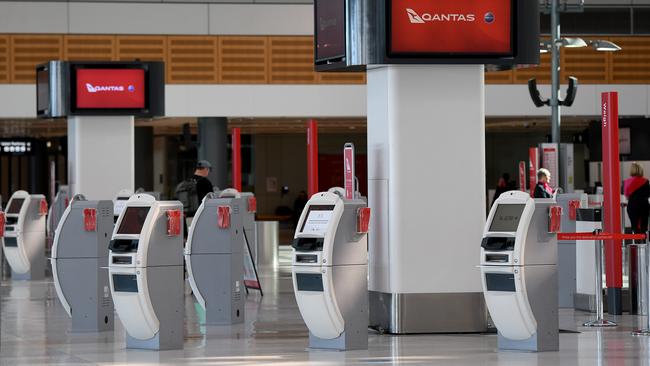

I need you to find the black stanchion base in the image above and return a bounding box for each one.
[607,287,623,315]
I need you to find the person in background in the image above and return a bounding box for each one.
[624,163,650,235]
[193,160,215,201]
[534,168,554,198]
[493,173,515,203]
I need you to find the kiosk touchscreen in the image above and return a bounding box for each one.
[480,191,559,352]
[292,188,370,351]
[108,194,184,350]
[52,195,114,332]
[1,190,46,280]
[185,190,245,325]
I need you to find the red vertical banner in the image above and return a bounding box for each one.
[344,143,355,200]
[602,92,622,291]
[528,147,539,197]
[518,161,526,192]
[307,119,319,197]
[232,127,242,192]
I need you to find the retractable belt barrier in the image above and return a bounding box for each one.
[557,232,647,242]
[555,230,647,328]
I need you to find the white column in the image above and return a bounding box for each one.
[68,116,134,200]
[368,65,487,333]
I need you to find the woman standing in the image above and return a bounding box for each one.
[624,163,650,235]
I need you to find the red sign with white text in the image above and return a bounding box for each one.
[344,144,355,200]
[76,69,145,109]
[529,147,539,197]
[390,0,512,55]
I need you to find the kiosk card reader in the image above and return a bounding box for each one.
[109,194,184,350]
[480,191,559,352]
[185,190,245,325]
[292,188,370,351]
[52,195,114,332]
[2,190,46,280]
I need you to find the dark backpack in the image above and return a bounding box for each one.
[175,178,199,215]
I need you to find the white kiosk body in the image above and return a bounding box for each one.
[185,191,245,325]
[292,189,369,351]
[480,191,559,352]
[108,194,184,350]
[52,195,114,332]
[2,190,46,280]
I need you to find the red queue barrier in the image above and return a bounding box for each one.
[557,232,647,242]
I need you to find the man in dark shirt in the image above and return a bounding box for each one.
[193,160,215,201]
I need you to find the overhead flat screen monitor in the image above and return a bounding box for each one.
[388,0,514,57]
[489,204,525,232]
[117,206,151,235]
[300,205,335,236]
[68,62,165,118]
[6,199,25,214]
[315,0,346,62]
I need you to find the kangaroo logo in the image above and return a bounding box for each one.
[86,83,98,93]
[406,8,425,24]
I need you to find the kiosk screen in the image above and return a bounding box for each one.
[489,204,525,232]
[7,199,25,214]
[117,207,150,235]
[300,205,335,236]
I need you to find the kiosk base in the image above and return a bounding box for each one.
[190,253,244,326]
[126,265,184,351]
[309,330,366,351]
[11,256,45,281]
[498,332,558,352]
[57,258,114,333]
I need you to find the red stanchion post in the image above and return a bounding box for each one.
[307,119,319,197]
[232,127,242,192]
[602,91,623,315]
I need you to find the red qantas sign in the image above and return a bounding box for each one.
[390,0,512,55]
[76,69,145,109]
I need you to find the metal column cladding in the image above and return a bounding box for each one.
[601,92,622,290]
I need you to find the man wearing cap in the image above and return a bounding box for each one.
[193,160,215,201]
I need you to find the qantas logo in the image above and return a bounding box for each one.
[86,83,135,93]
[406,8,476,23]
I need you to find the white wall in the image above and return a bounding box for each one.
[4,83,650,119]
[0,1,313,35]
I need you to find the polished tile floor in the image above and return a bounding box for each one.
[2,256,650,365]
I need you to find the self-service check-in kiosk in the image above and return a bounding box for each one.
[52,195,114,332]
[185,190,245,325]
[481,191,559,352]
[292,188,370,351]
[109,194,184,350]
[2,190,46,280]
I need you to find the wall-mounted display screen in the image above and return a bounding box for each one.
[315,0,346,62]
[117,206,150,235]
[489,204,525,232]
[75,69,146,109]
[7,199,25,214]
[300,205,335,236]
[389,0,514,56]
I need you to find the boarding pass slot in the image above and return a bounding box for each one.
[296,254,318,263]
[485,254,510,263]
[112,256,133,265]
